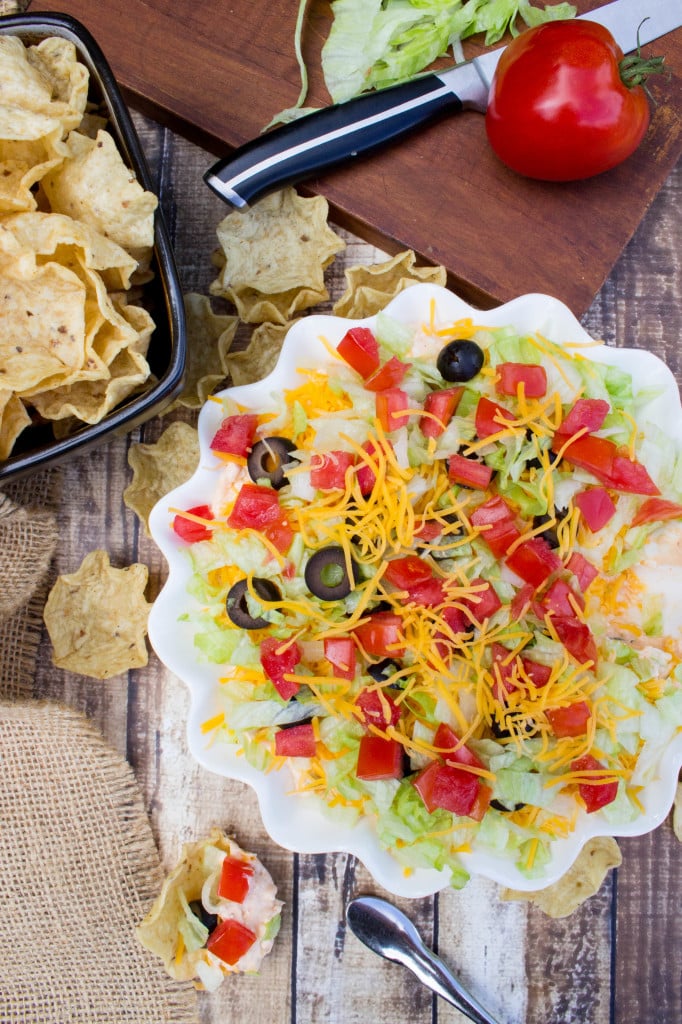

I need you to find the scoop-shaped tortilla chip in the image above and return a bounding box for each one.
[500,836,622,918]
[136,828,282,989]
[171,293,238,409]
[210,187,344,323]
[333,249,447,318]
[124,422,200,534]
[43,549,150,679]
[42,129,157,261]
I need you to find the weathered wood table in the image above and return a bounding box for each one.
[31,113,681,1023]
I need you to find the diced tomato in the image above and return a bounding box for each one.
[419,386,464,438]
[552,615,598,665]
[556,398,610,437]
[414,761,480,817]
[262,513,294,555]
[172,504,213,543]
[207,918,257,966]
[413,518,443,542]
[506,537,562,587]
[217,856,254,904]
[260,636,301,701]
[521,657,552,688]
[495,362,547,398]
[468,783,493,822]
[566,552,599,592]
[310,450,355,490]
[632,497,682,528]
[384,555,434,589]
[353,612,405,658]
[354,688,401,730]
[574,486,617,532]
[470,496,521,557]
[210,413,258,457]
[490,642,520,700]
[447,453,493,490]
[552,432,616,477]
[542,578,584,617]
[433,722,485,770]
[228,483,281,530]
[607,455,659,496]
[356,735,404,780]
[406,577,447,607]
[510,582,535,619]
[376,387,410,432]
[356,439,381,495]
[571,753,619,813]
[553,434,659,496]
[490,643,551,699]
[337,326,380,378]
[324,637,356,680]
[364,356,411,392]
[274,722,316,758]
[433,605,469,662]
[463,578,502,622]
[546,701,591,737]
[475,395,515,438]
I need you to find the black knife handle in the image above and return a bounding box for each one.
[204,73,462,208]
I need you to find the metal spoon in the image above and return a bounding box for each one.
[346,896,502,1024]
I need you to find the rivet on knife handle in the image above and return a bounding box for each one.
[203,61,489,209]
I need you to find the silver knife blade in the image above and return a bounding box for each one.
[438,0,680,103]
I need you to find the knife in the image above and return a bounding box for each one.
[204,0,680,209]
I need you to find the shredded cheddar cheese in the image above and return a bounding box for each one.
[190,306,682,886]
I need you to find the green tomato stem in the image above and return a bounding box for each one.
[619,52,666,89]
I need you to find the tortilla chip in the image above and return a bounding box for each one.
[124,421,200,534]
[43,549,150,679]
[209,187,344,324]
[136,828,282,987]
[0,252,87,393]
[2,210,137,290]
[499,836,622,918]
[41,129,157,261]
[172,293,238,409]
[333,250,447,318]
[26,37,89,131]
[673,781,682,842]
[0,388,31,459]
[0,147,63,213]
[224,321,293,386]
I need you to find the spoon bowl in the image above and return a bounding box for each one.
[346,896,502,1024]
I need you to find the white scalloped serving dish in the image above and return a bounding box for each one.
[149,284,682,897]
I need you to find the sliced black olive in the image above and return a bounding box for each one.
[367,658,399,682]
[532,507,567,549]
[490,798,527,813]
[437,339,484,383]
[304,546,356,600]
[247,436,298,490]
[226,577,282,629]
[189,900,218,937]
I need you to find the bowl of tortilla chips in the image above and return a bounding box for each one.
[0,12,185,483]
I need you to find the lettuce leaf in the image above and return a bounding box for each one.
[321,0,576,103]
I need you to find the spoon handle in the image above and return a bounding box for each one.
[406,942,501,1024]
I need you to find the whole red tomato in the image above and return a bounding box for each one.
[485,20,657,181]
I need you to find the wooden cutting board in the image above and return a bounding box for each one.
[29,0,682,314]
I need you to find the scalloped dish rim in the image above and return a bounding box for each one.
[148,284,682,898]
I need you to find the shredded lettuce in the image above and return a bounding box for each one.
[321,0,576,103]
[273,0,576,125]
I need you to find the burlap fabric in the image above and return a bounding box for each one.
[0,473,199,1024]
[0,702,200,1024]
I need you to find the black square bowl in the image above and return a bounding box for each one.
[0,12,186,483]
